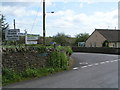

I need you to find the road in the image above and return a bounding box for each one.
[3,53,119,88]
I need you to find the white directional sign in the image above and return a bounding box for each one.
[5,29,20,41]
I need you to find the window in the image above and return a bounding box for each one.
[113,43,115,47]
[90,42,92,47]
[94,42,96,47]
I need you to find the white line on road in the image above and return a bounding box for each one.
[100,62,105,64]
[79,62,88,65]
[87,64,93,67]
[81,66,88,68]
[73,67,79,70]
[113,60,118,62]
[75,59,119,70]
[110,61,114,63]
[94,63,99,66]
[105,61,110,63]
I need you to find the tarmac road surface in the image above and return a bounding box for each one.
[3,53,119,88]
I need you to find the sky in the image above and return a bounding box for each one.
[1,0,119,37]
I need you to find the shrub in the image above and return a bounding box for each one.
[56,46,73,56]
[48,51,68,69]
[63,46,73,56]
[2,68,21,85]
[59,52,68,69]
[102,40,109,47]
[22,68,39,78]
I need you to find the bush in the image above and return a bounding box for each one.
[22,68,39,78]
[63,46,73,56]
[59,52,68,69]
[36,46,46,53]
[2,68,22,85]
[26,44,46,53]
[2,67,58,85]
[102,40,109,47]
[48,51,68,69]
[56,46,72,55]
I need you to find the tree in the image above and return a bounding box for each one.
[0,14,9,41]
[52,33,70,46]
[102,40,109,47]
[74,33,89,46]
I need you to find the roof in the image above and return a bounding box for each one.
[96,29,120,42]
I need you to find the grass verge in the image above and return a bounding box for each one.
[2,67,67,86]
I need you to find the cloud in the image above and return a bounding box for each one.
[47,9,118,36]
[1,1,118,37]
[80,3,83,8]
[1,5,42,17]
[2,0,119,2]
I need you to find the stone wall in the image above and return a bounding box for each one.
[2,47,47,72]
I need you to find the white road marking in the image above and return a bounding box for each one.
[94,63,99,66]
[105,61,110,63]
[79,59,119,69]
[113,60,118,62]
[110,61,114,63]
[85,62,88,64]
[87,64,93,67]
[81,66,88,68]
[100,62,105,64]
[73,67,78,70]
[79,62,88,65]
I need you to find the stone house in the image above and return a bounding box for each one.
[85,29,120,48]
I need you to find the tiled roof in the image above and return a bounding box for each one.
[96,29,120,42]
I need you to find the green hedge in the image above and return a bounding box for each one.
[48,51,68,69]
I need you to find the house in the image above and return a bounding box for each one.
[85,29,120,48]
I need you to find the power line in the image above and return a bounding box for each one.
[30,3,41,33]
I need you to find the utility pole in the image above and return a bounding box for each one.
[14,19,16,29]
[43,0,46,45]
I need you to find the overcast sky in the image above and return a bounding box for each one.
[1,0,119,37]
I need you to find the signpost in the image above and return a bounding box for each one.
[5,29,20,41]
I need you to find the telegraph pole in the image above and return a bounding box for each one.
[14,19,16,29]
[43,0,46,45]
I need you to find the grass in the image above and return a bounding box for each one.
[2,67,67,86]
[0,74,2,86]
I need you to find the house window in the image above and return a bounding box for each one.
[94,42,96,47]
[90,42,92,47]
[113,43,115,47]
[113,43,117,48]
[115,43,117,48]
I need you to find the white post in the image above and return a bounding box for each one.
[25,30,27,44]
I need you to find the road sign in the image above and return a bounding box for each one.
[5,29,20,41]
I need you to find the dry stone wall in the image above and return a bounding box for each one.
[2,47,47,72]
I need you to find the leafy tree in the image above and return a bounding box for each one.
[0,14,9,41]
[74,33,89,46]
[102,40,109,47]
[52,33,70,46]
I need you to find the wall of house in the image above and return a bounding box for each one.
[117,42,120,48]
[86,31,106,47]
[109,42,116,48]
[109,42,120,48]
